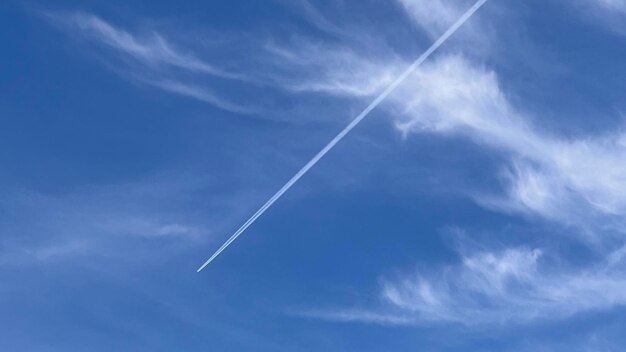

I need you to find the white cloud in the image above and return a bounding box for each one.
[318,245,626,326]
[264,41,405,98]
[288,46,626,227]
[280,0,345,35]
[581,0,626,12]
[388,55,626,227]
[0,179,208,266]
[384,246,626,325]
[49,12,254,114]
[269,5,626,326]
[67,12,241,79]
[396,0,494,56]
[397,0,469,38]
[148,79,260,114]
[264,0,493,99]
[569,0,626,34]
[42,2,626,331]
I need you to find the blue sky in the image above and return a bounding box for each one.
[3,0,626,350]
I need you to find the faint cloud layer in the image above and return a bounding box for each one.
[571,0,626,34]
[0,179,206,266]
[38,0,626,330]
[264,41,405,98]
[579,0,626,13]
[48,12,256,114]
[319,245,626,326]
[381,246,626,325]
[46,1,626,222]
[397,0,492,51]
[69,13,241,78]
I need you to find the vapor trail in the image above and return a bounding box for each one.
[197,0,489,272]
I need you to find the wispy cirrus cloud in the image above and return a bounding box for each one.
[319,245,626,326]
[47,12,256,114]
[272,1,626,225]
[389,55,626,229]
[397,0,496,57]
[397,0,486,38]
[284,46,626,324]
[568,0,626,34]
[264,40,405,98]
[575,0,626,13]
[148,79,260,114]
[263,0,492,98]
[381,246,626,325]
[39,0,626,332]
[0,178,207,266]
[66,12,243,79]
[264,1,626,328]
[278,0,345,35]
[273,39,626,229]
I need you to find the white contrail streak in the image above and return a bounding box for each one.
[197,0,489,272]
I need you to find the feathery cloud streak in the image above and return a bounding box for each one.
[320,245,626,326]
[389,55,626,228]
[272,0,626,326]
[50,12,253,113]
[68,13,241,78]
[277,32,626,229]
[43,0,626,330]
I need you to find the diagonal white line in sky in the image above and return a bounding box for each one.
[197,0,489,272]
